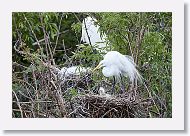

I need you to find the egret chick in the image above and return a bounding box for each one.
[99,87,111,97]
[93,51,142,94]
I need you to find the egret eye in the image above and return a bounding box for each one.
[101,63,106,67]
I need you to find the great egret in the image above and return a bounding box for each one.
[93,51,142,94]
[81,16,110,53]
[59,66,91,78]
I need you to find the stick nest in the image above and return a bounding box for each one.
[68,92,153,118]
[12,63,154,118]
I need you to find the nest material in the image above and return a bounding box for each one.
[12,63,154,118]
[68,92,153,118]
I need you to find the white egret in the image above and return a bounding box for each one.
[59,66,91,78]
[81,16,110,53]
[93,51,142,94]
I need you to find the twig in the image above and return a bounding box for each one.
[135,26,146,64]
[12,101,53,104]
[62,39,69,59]
[83,17,96,53]
[142,82,161,116]
[73,13,82,23]
[32,30,69,46]
[118,30,134,58]
[53,13,65,55]
[31,63,40,116]
[101,108,117,118]
[23,13,42,51]
[39,14,50,62]
[12,91,24,118]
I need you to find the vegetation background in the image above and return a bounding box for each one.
[12,12,172,118]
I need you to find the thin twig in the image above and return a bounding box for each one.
[12,91,24,118]
[23,13,42,51]
[53,13,65,55]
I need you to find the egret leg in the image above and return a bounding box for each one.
[112,76,116,95]
[120,74,125,94]
[128,80,134,92]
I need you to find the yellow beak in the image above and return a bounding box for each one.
[92,63,102,72]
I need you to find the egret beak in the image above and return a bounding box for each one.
[92,63,102,72]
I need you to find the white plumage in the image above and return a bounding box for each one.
[81,16,109,52]
[93,51,142,84]
[59,66,90,77]
[99,87,111,97]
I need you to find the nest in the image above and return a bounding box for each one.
[12,63,154,118]
[67,92,153,118]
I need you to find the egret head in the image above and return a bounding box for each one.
[93,60,106,72]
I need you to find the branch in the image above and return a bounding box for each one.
[23,14,41,49]
[135,26,146,64]
[12,90,24,118]
[53,13,65,55]
[32,30,69,46]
